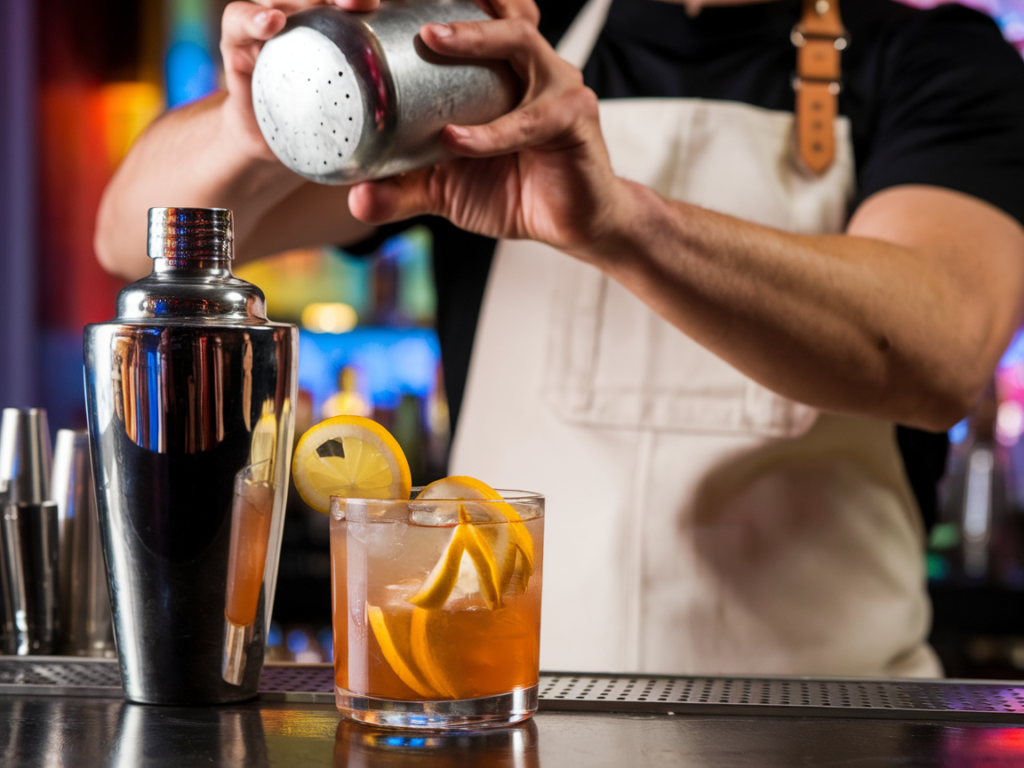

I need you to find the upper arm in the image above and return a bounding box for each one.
[848,184,1024,373]
[844,6,1024,370]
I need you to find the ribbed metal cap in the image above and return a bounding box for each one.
[147,208,233,261]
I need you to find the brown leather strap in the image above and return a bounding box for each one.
[792,0,847,173]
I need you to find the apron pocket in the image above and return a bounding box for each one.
[543,265,817,437]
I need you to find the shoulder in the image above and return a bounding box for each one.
[844,0,1023,81]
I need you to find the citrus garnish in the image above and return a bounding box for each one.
[457,504,503,609]
[419,476,534,585]
[407,478,534,613]
[410,607,458,699]
[367,604,436,698]
[408,522,468,610]
[291,415,412,513]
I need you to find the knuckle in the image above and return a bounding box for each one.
[508,16,538,42]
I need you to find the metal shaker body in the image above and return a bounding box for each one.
[0,408,59,655]
[251,0,518,184]
[52,429,115,657]
[83,208,297,704]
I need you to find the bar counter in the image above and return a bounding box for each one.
[2,658,1024,766]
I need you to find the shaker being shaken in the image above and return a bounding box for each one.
[251,0,519,185]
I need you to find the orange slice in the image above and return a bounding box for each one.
[419,476,535,586]
[366,604,436,699]
[410,608,458,699]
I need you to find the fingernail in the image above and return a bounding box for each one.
[254,10,269,25]
[447,125,469,138]
[428,23,453,38]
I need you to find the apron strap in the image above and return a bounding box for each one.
[555,0,614,70]
[791,0,848,173]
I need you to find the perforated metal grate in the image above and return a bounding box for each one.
[2,660,1023,722]
[537,674,1024,722]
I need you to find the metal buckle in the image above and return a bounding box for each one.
[791,74,843,95]
[790,25,850,50]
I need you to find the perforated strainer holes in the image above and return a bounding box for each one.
[252,27,364,180]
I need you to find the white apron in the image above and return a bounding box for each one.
[451,0,941,677]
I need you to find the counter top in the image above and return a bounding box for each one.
[4,695,1024,767]
[2,659,1024,766]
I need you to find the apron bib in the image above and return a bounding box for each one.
[451,0,940,677]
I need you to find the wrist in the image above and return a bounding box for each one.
[574,179,675,283]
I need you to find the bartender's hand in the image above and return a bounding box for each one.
[220,0,379,162]
[347,0,625,257]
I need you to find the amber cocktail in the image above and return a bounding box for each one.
[330,490,544,729]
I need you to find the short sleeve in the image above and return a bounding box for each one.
[855,5,1024,226]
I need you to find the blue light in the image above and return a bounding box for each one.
[386,737,404,746]
[286,629,309,654]
[166,40,217,108]
[267,622,283,647]
[316,628,334,661]
[949,419,969,444]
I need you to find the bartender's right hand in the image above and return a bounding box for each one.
[219,0,380,162]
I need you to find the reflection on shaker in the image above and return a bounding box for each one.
[223,459,276,685]
[334,718,539,768]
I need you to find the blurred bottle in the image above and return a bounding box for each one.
[322,367,371,420]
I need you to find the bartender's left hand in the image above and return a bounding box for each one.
[347,0,626,257]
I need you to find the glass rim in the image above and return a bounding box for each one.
[329,488,544,504]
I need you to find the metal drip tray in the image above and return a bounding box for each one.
[2,658,1023,722]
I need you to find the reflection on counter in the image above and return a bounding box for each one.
[334,719,539,768]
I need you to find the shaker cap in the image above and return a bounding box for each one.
[148,208,233,261]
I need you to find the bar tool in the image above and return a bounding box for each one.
[84,208,297,703]
[52,429,115,657]
[0,407,59,655]
[251,0,518,184]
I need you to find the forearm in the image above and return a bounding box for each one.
[591,181,1024,430]
[94,92,303,280]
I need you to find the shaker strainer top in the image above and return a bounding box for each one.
[253,26,368,185]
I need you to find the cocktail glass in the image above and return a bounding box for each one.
[330,489,544,729]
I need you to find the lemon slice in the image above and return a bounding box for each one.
[291,415,412,513]
[420,476,535,585]
[367,604,436,699]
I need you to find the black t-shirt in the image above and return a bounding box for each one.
[355,0,1024,525]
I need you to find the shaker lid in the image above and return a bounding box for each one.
[112,207,270,323]
[148,208,233,261]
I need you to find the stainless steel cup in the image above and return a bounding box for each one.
[251,0,518,184]
[52,429,115,658]
[0,407,59,655]
[84,208,298,703]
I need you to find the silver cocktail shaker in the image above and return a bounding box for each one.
[83,208,297,704]
[251,0,518,184]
